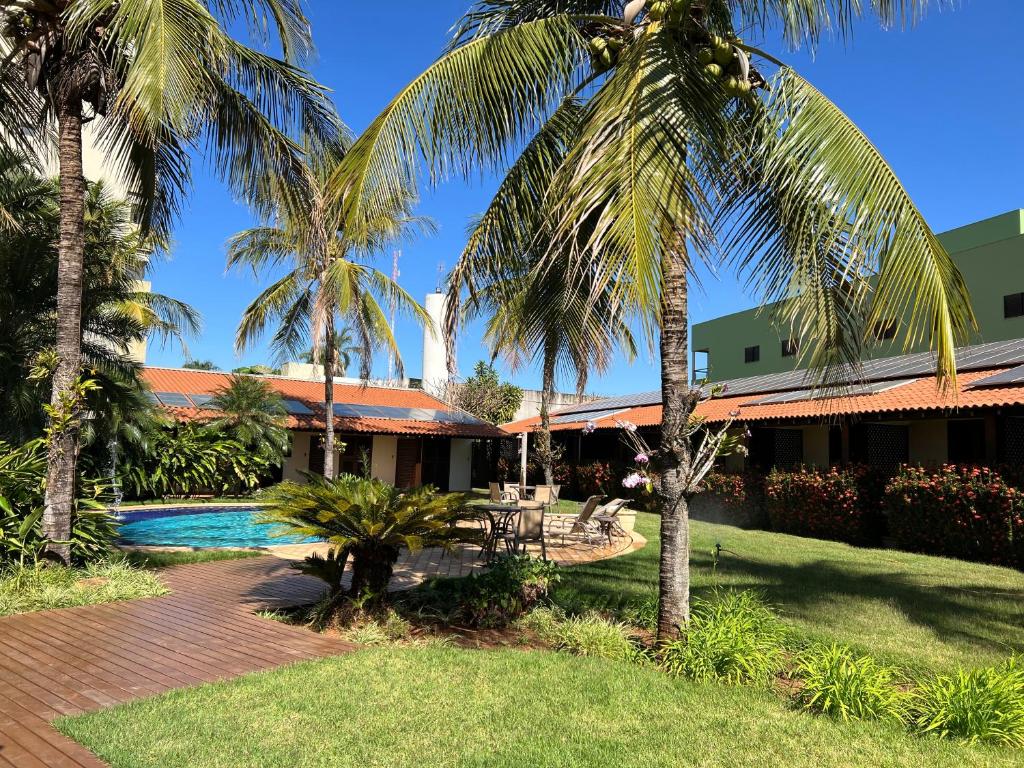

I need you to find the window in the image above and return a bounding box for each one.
[693,350,710,383]
[744,345,760,364]
[948,419,986,464]
[873,321,897,341]
[1004,293,1024,319]
[781,338,799,357]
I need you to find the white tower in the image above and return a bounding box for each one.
[422,292,450,395]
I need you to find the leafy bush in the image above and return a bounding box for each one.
[621,592,659,632]
[909,658,1024,746]
[794,644,908,723]
[552,613,645,663]
[701,472,755,506]
[261,476,474,606]
[764,466,872,544]
[0,439,119,566]
[659,591,787,686]
[458,555,560,628]
[885,465,1024,568]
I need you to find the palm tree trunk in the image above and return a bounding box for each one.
[537,341,557,485]
[322,313,336,480]
[42,93,87,565]
[656,244,699,640]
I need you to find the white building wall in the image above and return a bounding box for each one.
[371,435,398,484]
[422,292,449,395]
[448,439,474,491]
[283,432,311,482]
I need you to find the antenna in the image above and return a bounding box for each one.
[387,249,400,382]
[435,261,445,293]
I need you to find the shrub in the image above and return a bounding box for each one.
[621,592,659,632]
[553,613,645,663]
[764,466,871,544]
[885,465,1024,568]
[701,472,753,506]
[0,439,119,566]
[458,555,560,628]
[0,560,166,616]
[659,591,787,686]
[909,658,1024,746]
[794,644,908,723]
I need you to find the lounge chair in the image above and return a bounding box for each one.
[489,481,519,503]
[545,494,603,544]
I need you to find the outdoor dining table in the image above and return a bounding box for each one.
[475,502,522,562]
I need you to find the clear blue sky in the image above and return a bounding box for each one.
[146,0,1024,396]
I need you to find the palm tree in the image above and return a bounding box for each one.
[299,326,362,377]
[328,1,975,638]
[207,375,290,463]
[228,141,431,480]
[0,158,199,445]
[1,0,338,563]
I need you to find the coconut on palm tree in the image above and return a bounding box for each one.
[228,140,432,479]
[328,1,975,638]
[206,375,290,464]
[1,0,339,563]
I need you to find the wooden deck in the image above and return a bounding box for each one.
[0,557,355,768]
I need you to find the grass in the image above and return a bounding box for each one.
[118,496,266,508]
[120,548,265,569]
[557,513,1024,673]
[0,559,167,616]
[56,646,1018,768]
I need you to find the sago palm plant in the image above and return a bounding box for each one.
[1,0,339,562]
[328,0,975,638]
[259,476,476,606]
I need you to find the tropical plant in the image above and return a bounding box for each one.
[1,0,338,563]
[232,365,280,376]
[0,439,118,566]
[794,643,909,723]
[206,375,289,464]
[299,326,362,377]
[183,360,219,371]
[228,140,431,479]
[658,590,787,686]
[909,658,1024,746]
[443,361,524,426]
[457,554,560,627]
[259,475,475,607]
[328,0,975,638]
[0,159,199,446]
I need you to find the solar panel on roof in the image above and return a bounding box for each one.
[143,391,160,404]
[551,407,626,425]
[326,401,486,425]
[188,394,221,410]
[742,378,917,406]
[155,392,194,408]
[554,391,661,415]
[283,399,313,415]
[967,364,1024,389]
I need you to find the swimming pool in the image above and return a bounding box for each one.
[117,506,317,548]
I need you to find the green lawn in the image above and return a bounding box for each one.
[559,513,1024,672]
[56,646,1017,768]
[0,560,167,617]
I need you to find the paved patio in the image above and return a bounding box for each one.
[0,533,645,767]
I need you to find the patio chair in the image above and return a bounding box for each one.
[500,500,547,561]
[593,498,630,544]
[489,481,519,503]
[545,494,603,545]
[533,485,555,507]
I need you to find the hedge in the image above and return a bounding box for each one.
[764,466,872,545]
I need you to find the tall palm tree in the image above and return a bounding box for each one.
[328,1,975,638]
[448,103,637,483]
[207,375,289,463]
[299,326,362,377]
[1,0,338,563]
[228,141,432,479]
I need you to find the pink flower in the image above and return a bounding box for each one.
[618,420,637,433]
[635,453,650,464]
[582,421,596,434]
[622,472,644,489]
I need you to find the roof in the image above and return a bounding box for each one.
[141,367,507,439]
[502,339,1024,434]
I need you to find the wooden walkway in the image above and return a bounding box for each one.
[0,557,354,768]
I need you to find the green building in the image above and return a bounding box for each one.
[692,210,1024,382]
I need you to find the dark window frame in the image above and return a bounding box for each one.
[781,338,799,357]
[744,345,760,364]
[1004,292,1024,319]
[873,321,897,341]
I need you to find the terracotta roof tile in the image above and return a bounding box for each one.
[502,368,1024,433]
[143,367,507,439]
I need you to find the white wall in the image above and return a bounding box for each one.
[448,439,474,491]
[371,435,398,484]
[283,432,311,482]
[422,292,449,395]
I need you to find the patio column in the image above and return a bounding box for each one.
[519,431,528,496]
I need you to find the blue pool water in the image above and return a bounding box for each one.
[117,506,317,548]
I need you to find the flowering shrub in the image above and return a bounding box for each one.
[701,472,753,507]
[884,465,1024,568]
[764,466,870,544]
[575,461,616,496]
